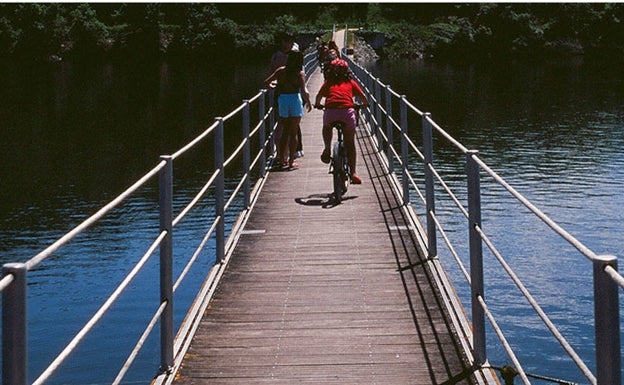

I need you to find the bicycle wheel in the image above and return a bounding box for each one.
[341,159,350,194]
[332,154,344,203]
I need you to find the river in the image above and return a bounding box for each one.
[1,56,623,384]
[366,57,624,384]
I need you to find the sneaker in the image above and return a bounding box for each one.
[350,173,362,184]
[320,148,331,164]
[294,150,304,159]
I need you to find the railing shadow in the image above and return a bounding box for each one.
[344,43,621,385]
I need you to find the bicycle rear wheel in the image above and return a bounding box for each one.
[332,155,345,203]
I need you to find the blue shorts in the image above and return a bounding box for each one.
[278,93,304,118]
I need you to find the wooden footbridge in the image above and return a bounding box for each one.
[4,30,623,385]
[160,68,496,385]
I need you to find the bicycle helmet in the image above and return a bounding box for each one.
[330,58,348,68]
[330,58,349,77]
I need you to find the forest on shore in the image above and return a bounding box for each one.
[1,3,623,63]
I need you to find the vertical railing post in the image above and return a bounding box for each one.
[215,118,225,263]
[268,89,276,159]
[422,113,437,259]
[375,79,382,151]
[2,263,28,385]
[466,150,486,365]
[385,85,394,173]
[158,155,174,374]
[368,74,377,138]
[242,100,251,209]
[593,255,621,385]
[400,96,410,205]
[259,90,267,177]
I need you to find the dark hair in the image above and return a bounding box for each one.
[277,32,295,44]
[285,51,303,74]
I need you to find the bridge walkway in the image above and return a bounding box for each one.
[169,68,492,384]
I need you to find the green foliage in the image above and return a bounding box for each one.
[1,3,623,62]
[178,4,218,52]
[68,3,110,54]
[0,5,21,54]
[316,5,339,27]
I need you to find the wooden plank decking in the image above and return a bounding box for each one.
[169,68,498,384]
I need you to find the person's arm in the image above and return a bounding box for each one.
[299,71,312,111]
[351,79,369,107]
[314,81,328,107]
[264,67,284,89]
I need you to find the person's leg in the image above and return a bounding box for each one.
[276,95,286,165]
[343,108,361,183]
[320,124,332,164]
[277,117,288,166]
[344,128,357,175]
[296,125,303,153]
[288,118,302,168]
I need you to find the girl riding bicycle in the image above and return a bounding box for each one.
[314,59,369,184]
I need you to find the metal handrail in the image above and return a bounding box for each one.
[1,50,318,385]
[344,49,621,385]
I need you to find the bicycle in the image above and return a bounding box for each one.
[315,104,361,203]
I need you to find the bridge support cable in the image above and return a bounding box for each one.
[2,263,27,385]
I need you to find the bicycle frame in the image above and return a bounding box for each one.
[330,121,350,203]
[315,104,361,204]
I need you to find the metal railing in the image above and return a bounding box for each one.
[344,46,621,384]
[1,52,318,385]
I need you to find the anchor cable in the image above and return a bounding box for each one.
[486,365,579,385]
